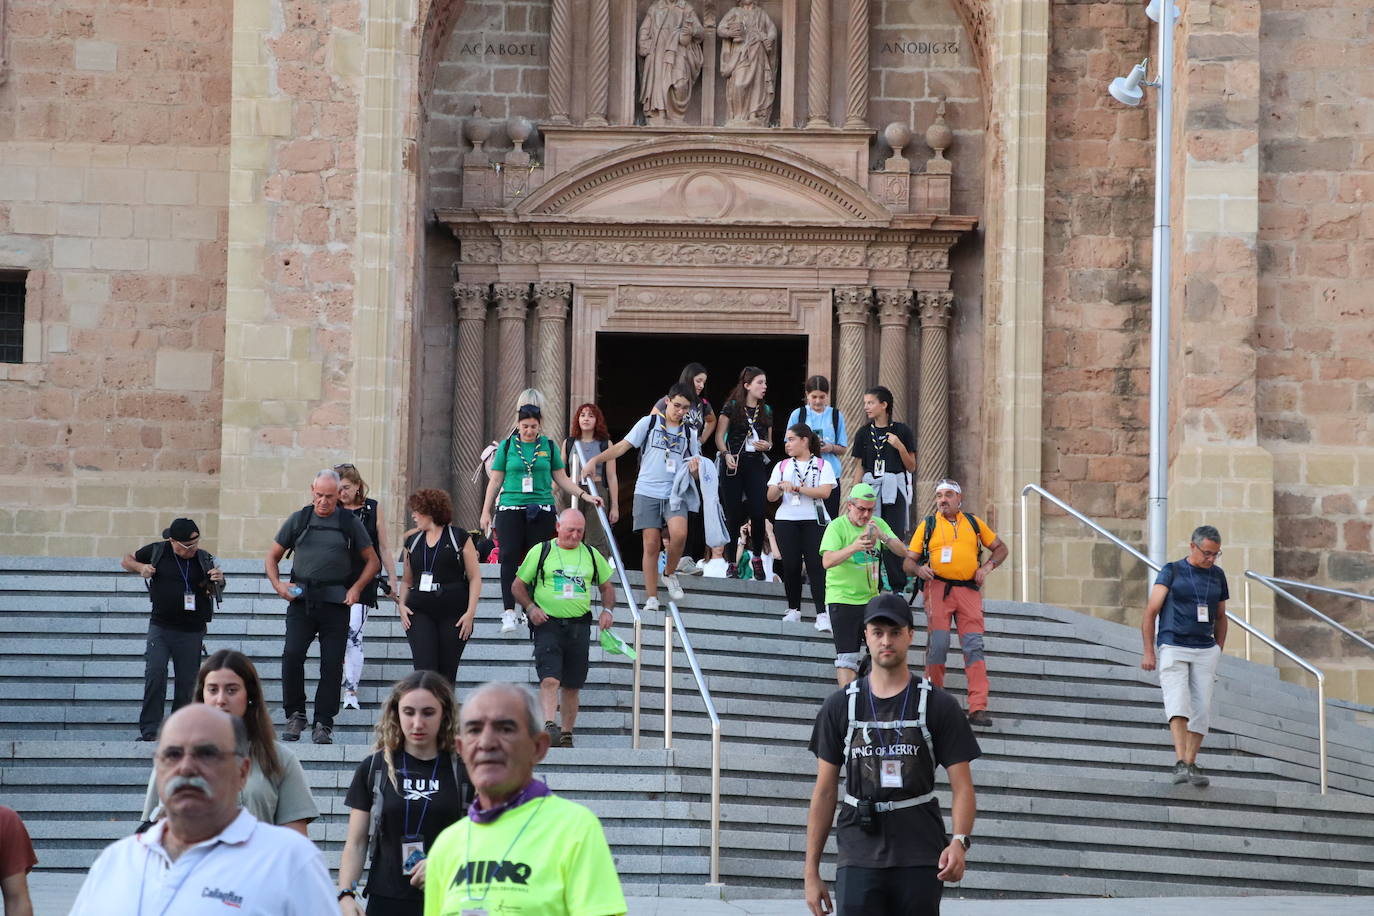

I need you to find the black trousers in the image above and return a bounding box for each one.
[406,591,468,687]
[720,451,768,559]
[495,507,556,609]
[773,518,826,618]
[880,494,910,593]
[282,598,349,727]
[835,864,943,916]
[139,623,204,739]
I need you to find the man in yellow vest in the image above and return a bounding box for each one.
[905,479,1008,727]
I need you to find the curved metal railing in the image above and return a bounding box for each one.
[1020,482,1331,793]
[1243,572,1374,661]
[572,443,642,748]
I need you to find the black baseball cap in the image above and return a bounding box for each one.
[163,518,200,542]
[863,592,912,628]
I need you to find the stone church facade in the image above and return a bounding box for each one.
[0,0,1370,703]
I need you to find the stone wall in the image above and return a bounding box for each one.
[0,0,231,554]
[1257,0,1374,704]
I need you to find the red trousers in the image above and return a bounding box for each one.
[922,580,989,712]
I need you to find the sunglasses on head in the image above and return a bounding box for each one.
[518,405,542,420]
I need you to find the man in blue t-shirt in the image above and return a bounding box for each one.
[1140,525,1229,788]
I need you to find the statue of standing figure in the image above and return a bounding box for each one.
[719,0,777,127]
[638,0,705,126]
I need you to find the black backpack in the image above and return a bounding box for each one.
[916,513,984,568]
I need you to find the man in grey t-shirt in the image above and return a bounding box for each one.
[582,382,701,612]
[265,469,379,744]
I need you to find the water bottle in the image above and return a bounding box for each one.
[287,585,303,598]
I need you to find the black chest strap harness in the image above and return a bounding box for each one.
[840,676,937,813]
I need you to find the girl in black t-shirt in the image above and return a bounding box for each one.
[397,489,481,686]
[716,366,774,577]
[338,671,473,916]
[848,385,917,593]
[337,464,393,711]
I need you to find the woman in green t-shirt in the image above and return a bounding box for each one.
[480,404,603,633]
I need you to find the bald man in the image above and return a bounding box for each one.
[71,705,336,914]
[512,509,616,748]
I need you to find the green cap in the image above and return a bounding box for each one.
[849,482,878,503]
[599,628,636,660]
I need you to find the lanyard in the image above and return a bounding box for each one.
[463,796,546,902]
[869,423,889,456]
[401,752,443,839]
[868,680,912,758]
[744,404,761,439]
[942,514,961,542]
[1183,561,1211,608]
[513,437,539,476]
[659,424,686,456]
[421,535,439,577]
[791,458,816,488]
[175,555,194,592]
[136,830,226,916]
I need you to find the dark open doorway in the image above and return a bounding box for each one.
[593,332,809,568]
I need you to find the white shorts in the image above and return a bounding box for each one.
[1158,643,1221,736]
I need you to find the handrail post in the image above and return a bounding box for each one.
[632,617,642,748]
[710,721,722,886]
[1243,580,1253,662]
[1317,674,1328,794]
[664,608,673,749]
[1020,489,1030,603]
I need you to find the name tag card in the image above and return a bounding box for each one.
[562,582,576,599]
[521,476,534,493]
[419,573,435,592]
[873,460,886,477]
[665,456,678,473]
[1197,604,1209,623]
[400,839,426,875]
[940,546,953,565]
[183,592,197,611]
[880,759,902,789]
[789,493,802,506]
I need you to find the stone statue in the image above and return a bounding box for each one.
[638,0,705,125]
[719,0,777,127]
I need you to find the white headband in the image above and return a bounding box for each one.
[935,480,962,494]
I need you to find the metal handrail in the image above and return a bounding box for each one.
[572,443,642,748]
[665,599,724,888]
[1243,572,1374,659]
[1020,483,1331,794]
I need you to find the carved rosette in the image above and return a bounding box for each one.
[493,284,531,432]
[534,283,573,438]
[916,290,956,496]
[451,283,491,521]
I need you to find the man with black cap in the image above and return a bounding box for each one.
[805,593,980,916]
[121,518,226,742]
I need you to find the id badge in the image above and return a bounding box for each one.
[400,838,426,876]
[789,492,802,506]
[880,759,902,789]
[665,456,678,473]
[562,582,576,599]
[873,460,885,477]
[419,572,435,592]
[521,475,534,493]
[1197,604,1209,623]
[940,546,953,565]
[745,439,756,453]
[183,592,196,611]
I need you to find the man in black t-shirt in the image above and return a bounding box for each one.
[120,517,225,741]
[805,593,980,916]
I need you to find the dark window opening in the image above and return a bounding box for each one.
[0,273,26,364]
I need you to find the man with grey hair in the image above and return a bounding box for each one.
[267,469,380,744]
[1141,525,1229,787]
[70,704,336,913]
[424,682,627,915]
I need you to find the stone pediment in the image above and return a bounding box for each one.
[516,137,889,225]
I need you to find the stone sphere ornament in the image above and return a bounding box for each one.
[464,102,492,153]
[926,98,953,161]
[883,121,913,159]
[507,116,533,154]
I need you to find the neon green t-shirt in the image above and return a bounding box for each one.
[424,795,627,916]
[515,541,611,618]
[819,514,896,605]
[497,435,564,507]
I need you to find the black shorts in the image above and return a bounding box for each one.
[532,614,592,689]
[830,602,868,656]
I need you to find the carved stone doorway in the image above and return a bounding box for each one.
[594,331,808,567]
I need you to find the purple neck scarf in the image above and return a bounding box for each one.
[468,778,551,824]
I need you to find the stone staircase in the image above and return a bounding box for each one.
[2,556,1373,900]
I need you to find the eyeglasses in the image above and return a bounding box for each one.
[1192,544,1222,559]
[334,463,356,471]
[155,744,241,766]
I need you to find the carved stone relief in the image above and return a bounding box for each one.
[638,0,705,125]
[719,0,778,127]
[617,285,790,314]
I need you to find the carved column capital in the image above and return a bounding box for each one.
[534,282,572,317]
[452,282,490,320]
[876,289,914,326]
[493,283,531,319]
[833,286,874,323]
[917,290,955,328]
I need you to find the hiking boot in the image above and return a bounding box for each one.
[342,690,360,711]
[311,722,333,745]
[967,710,994,728]
[1171,760,1190,784]
[282,712,307,742]
[781,608,802,623]
[663,573,685,601]
[751,557,765,580]
[814,611,833,633]
[642,597,660,613]
[726,562,738,579]
[559,731,575,748]
[1188,763,1210,788]
[500,609,520,634]
[544,721,560,744]
[678,557,703,576]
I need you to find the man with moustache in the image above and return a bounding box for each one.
[71,704,335,914]
[424,682,626,916]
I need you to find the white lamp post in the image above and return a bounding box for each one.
[1106,1,1179,569]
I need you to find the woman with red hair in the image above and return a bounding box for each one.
[562,402,620,563]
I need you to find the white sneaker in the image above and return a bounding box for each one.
[642,596,660,612]
[342,690,360,710]
[782,608,802,623]
[814,611,833,633]
[663,574,685,601]
[500,609,519,633]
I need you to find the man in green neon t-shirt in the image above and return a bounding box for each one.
[511,509,615,749]
[425,681,626,916]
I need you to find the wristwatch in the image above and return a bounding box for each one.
[952,834,972,851]
[338,888,357,901]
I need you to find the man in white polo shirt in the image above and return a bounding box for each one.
[71,704,336,915]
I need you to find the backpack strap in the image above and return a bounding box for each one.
[831,406,839,445]
[919,515,936,565]
[966,514,984,566]
[447,525,462,556]
[535,539,554,588]
[365,751,384,869]
[281,505,315,560]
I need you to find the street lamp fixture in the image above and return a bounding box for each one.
[1108,59,1151,107]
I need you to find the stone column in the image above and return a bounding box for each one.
[493,283,531,433]
[451,282,491,524]
[534,283,572,441]
[806,0,831,127]
[547,0,573,124]
[834,286,873,487]
[585,0,611,126]
[842,0,869,129]
[916,290,954,496]
[876,289,913,404]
